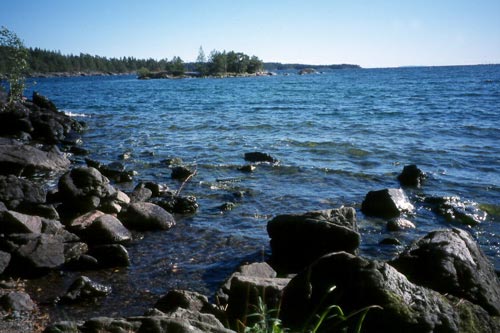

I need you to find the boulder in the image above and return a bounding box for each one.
[424,196,487,225]
[171,166,195,180]
[387,217,416,231]
[68,210,105,231]
[0,210,42,234]
[88,244,131,267]
[120,202,175,231]
[0,144,70,176]
[398,164,426,187]
[10,233,66,275]
[156,195,199,214]
[0,291,36,312]
[60,276,112,303]
[390,228,500,315]
[280,251,500,333]
[216,262,277,306]
[0,175,46,210]
[155,289,215,314]
[57,167,116,216]
[244,152,277,163]
[81,214,132,244]
[129,184,153,203]
[226,275,290,329]
[32,92,57,112]
[361,188,414,218]
[267,207,360,273]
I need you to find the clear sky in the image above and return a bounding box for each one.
[1,0,499,68]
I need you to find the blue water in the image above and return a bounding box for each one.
[25,65,500,320]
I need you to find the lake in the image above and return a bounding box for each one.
[25,65,500,320]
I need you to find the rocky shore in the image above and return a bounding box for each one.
[0,92,499,332]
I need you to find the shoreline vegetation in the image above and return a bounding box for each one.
[0,44,361,80]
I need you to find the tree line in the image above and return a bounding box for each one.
[0,44,264,77]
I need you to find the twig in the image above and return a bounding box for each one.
[175,166,197,197]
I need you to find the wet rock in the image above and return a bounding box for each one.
[129,183,153,203]
[390,228,500,315]
[89,244,130,267]
[361,188,414,218]
[0,210,42,234]
[171,166,195,180]
[156,195,199,214]
[238,164,256,172]
[142,181,166,197]
[0,291,36,312]
[424,196,487,225]
[69,145,89,156]
[0,144,70,176]
[81,214,132,244]
[244,152,277,163]
[387,217,416,231]
[379,237,401,246]
[280,251,500,333]
[218,202,235,212]
[267,207,360,273]
[398,164,426,187]
[60,276,112,303]
[120,202,175,231]
[155,289,215,314]
[63,242,89,263]
[99,162,135,183]
[0,175,46,210]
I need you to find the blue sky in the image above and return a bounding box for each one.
[1,0,499,68]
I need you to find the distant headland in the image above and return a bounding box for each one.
[0,46,361,80]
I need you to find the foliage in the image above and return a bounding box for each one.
[242,288,381,333]
[0,26,29,103]
[207,49,263,76]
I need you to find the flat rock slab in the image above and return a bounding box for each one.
[0,144,70,176]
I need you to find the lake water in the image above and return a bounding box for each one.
[26,65,500,321]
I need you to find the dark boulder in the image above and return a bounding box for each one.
[280,251,500,333]
[81,214,132,244]
[0,144,70,176]
[238,164,256,172]
[129,183,153,203]
[171,166,195,180]
[361,188,414,218]
[267,207,360,273]
[216,262,277,306]
[156,195,199,214]
[32,92,57,112]
[119,202,175,231]
[226,275,290,329]
[57,167,116,216]
[398,164,426,187]
[9,233,66,275]
[244,152,277,163]
[88,244,131,267]
[379,237,401,246]
[424,196,487,225]
[0,210,42,234]
[0,175,46,210]
[390,228,500,315]
[0,291,36,312]
[155,289,216,315]
[60,276,112,303]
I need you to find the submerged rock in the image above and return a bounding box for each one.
[361,188,414,218]
[244,152,277,163]
[60,276,112,303]
[267,207,360,273]
[424,196,487,225]
[390,228,500,315]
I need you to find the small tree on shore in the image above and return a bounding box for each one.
[0,26,28,103]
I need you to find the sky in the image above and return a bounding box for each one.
[1,0,499,68]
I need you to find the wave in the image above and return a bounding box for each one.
[63,110,90,118]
